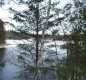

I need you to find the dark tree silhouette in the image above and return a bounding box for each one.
[0,20,5,44]
[0,20,5,67]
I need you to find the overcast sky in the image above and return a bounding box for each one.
[0,0,72,31]
[0,0,72,19]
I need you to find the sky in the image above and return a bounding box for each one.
[0,1,26,19]
[0,0,72,31]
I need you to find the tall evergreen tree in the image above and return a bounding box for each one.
[60,0,86,79]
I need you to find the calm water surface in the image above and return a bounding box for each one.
[0,40,66,80]
[0,46,21,80]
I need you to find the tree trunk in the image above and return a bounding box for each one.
[40,0,51,57]
[35,2,39,68]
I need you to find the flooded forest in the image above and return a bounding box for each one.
[0,0,86,80]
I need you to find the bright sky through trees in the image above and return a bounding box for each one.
[0,0,72,31]
[0,0,72,19]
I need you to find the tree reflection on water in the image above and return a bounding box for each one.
[0,48,5,67]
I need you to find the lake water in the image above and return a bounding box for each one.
[0,39,66,80]
[0,46,21,80]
